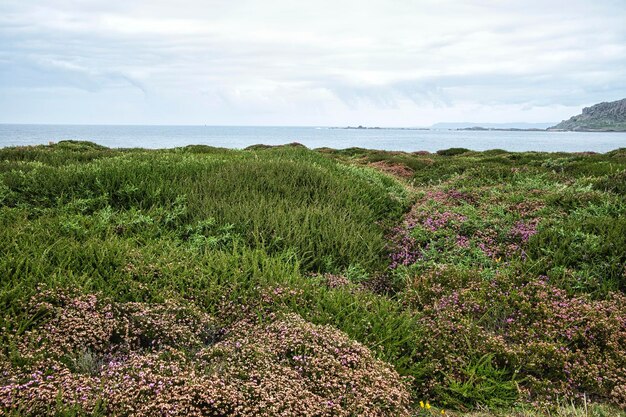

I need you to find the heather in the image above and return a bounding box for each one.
[1,291,411,416]
[1,141,626,415]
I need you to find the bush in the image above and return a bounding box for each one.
[0,291,412,416]
[436,148,471,156]
[594,170,626,195]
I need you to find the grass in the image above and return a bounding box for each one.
[1,141,625,415]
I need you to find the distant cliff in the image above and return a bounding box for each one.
[550,98,626,131]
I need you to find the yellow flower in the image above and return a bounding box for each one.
[426,401,431,409]
[441,410,445,415]
[420,401,424,408]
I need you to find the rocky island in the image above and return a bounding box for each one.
[550,98,626,131]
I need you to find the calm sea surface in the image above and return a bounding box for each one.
[1,124,625,153]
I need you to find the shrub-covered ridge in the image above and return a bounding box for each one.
[1,142,626,415]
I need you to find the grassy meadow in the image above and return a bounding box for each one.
[0,140,625,416]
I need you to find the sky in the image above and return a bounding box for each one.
[1,0,625,126]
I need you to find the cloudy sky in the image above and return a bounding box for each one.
[1,0,625,126]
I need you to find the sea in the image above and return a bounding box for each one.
[1,124,625,153]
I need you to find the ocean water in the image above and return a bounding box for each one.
[1,124,625,153]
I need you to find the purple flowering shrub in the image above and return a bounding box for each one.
[383,183,626,410]
[0,291,412,416]
[405,269,626,409]
[387,188,543,270]
[8,290,218,360]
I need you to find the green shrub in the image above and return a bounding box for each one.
[437,148,471,156]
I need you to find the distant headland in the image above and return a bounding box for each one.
[548,98,626,132]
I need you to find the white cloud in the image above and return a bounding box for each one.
[0,0,625,125]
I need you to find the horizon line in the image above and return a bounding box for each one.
[0,122,558,128]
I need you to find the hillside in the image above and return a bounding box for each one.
[1,141,626,416]
[550,98,626,131]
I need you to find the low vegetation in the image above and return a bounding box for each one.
[1,141,625,415]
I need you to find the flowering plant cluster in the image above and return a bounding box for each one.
[387,188,543,270]
[382,181,626,410]
[0,291,412,416]
[411,271,626,409]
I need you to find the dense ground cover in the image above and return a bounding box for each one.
[0,141,625,416]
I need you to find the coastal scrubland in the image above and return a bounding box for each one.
[0,141,625,416]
